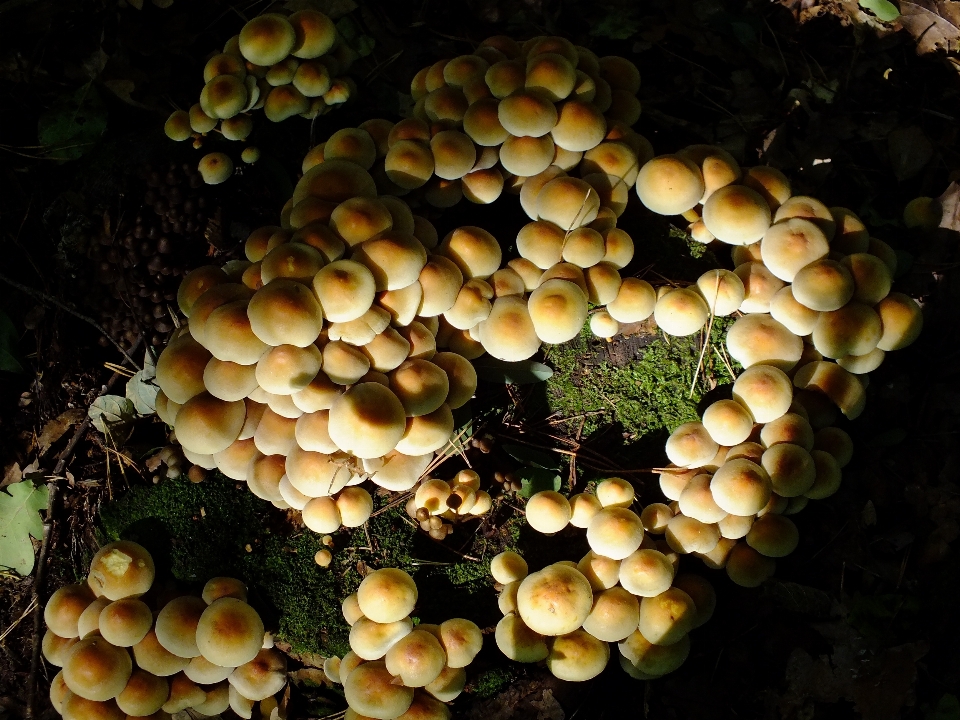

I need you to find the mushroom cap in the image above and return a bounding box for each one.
[761,443,816,498]
[292,370,342,413]
[156,334,213,405]
[498,90,558,138]
[423,664,466,703]
[601,227,635,268]
[695,269,744,317]
[247,279,324,347]
[255,344,322,395]
[640,503,674,535]
[546,629,611,682]
[348,616,415,664]
[618,549,675,598]
[536,177,601,230]
[595,477,634,508]
[204,299,271,365]
[229,647,287,701]
[746,513,800,557]
[203,359,258,403]
[430,130,478,181]
[516,220,565,269]
[734,261,786,314]
[490,551,528,585]
[285,446,351,498]
[665,421,719,468]
[576,550,621,591]
[62,635,132,701]
[385,140,436,189]
[43,631,79,668]
[581,587,639,642]
[252,407,297,455]
[671,573,716,628]
[174,393,246,456]
[528,279,588,344]
[710,458,772,516]
[324,128,377,169]
[560,226,606,268]
[302,497,342,534]
[678,474,728,524]
[791,259,855,312]
[60,694,126,720]
[589,310,620,339]
[462,98,509,147]
[525,52,576,101]
[352,232,428,292]
[654,288,709,337]
[389,359,450,417]
[462,167,505,204]
[516,563,593,636]
[202,577,248,605]
[423,86,469,124]
[154,597,206,659]
[742,166,791,211]
[357,568,418,624]
[581,142,641,185]
[264,84,309,121]
[700,184,771,245]
[805,449,843,499]
[193,681,231,716]
[115,670,169,717]
[289,9,336,58]
[196,598,264,668]
[793,361,866,420]
[161,674,207,714]
[477,296,541,361]
[45,584,96,639]
[425,352,475,410]
[733,364,793,424]
[585,263,622,306]
[417,256,464,317]
[494,613,548,662]
[812,302,882,359]
[726,313,803,371]
[295,410,341,455]
[774,195,836,239]
[607,277,656,323]
[384,629,446,687]
[438,617,483,668]
[98,599,152,648]
[702,399,754,447]
[760,412,814,451]
[636,587,697,646]
[840,253,892,305]
[322,341,371,385]
[769,286,819,336]
[498,134,556,176]
[551,100,607,152]
[678,144,741,203]
[132,629,188,677]
[760,218,830,281]
[635,155,704,216]
[813,427,853,468]
[525,490,573,534]
[664,513,720,554]
[619,629,690,678]
[293,159,378,206]
[438,226,502,280]
[586,507,645,560]
[328,382,406,458]
[87,542,155,602]
[329,198,393,248]
[875,292,923,351]
[725,542,776,587]
[239,14,295,66]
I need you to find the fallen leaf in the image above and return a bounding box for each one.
[1,463,21,490]
[860,0,901,21]
[0,479,48,575]
[937,181,960,230]
[37,408,85,455]
[126,370,158,416]
[900,1,960,54]
[88,395,135,437]
[888,126,933,180]
[287,668,329,686]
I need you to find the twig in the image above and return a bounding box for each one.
[0,270,141,370]
[25,336,143,719]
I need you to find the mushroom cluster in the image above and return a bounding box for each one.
[492,485,716,682]
[404,469,493,540]
[324,568,481,719]
[164,9,355,182]
[41,540,287,719]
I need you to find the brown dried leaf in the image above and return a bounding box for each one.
[937,181,960,230]
[1,463,21,490]
[37,409,85,455]
[900,0,960,54]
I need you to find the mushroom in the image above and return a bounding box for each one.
[635,155,704,216]
[45,584,96,639]
[803,450,843,500]
[517,563,593,636]
[551,100,607,152]
[252,408,298,456]
[595,477,634,508]
[581,587,640,642]
[653,288,709,337]
[813,427,853,468]
[761,443,816,498]
[811,302,882,359]
[701,399,754,447]
[769,286,820,336]
[438,226,502,280]
[516,220,565,269]
[586,507,645,560]
[97,599,152,648]
[174,393,246,456]
[664,514,720,554]
[760,413,814,450]
[60,694,126,720]
[328,382,407,458]
[791,259,855,312]
[640,503,674,534]
[734,261,786,314]
[732,364,793,424]
[792,361,866,420]
[438,618,483,668]
[665,421,719,468]
[546,629,611,681]
[490,551,529,584]
[87,541,155,601]
[525,490,573,534]
[725,313,803,371]
[528,279,589,343]
[344,661,415,719]
[155,335,213,405]
[678,474,728,524]
[874,292,923,351]
[185,654,235,684]
[495,614,548,662]
[229,648,287,701]
[774,195,836,239]
[302,497,341,534]
[709,458,772,516]
[62,635,132,701]
[695,269,745,317]
[637,587,697,646]
[577,550,622,591]
[619,630,690,679]
[725,542,776,587]
[618,549,675,597]
[536,177,601,230]
[115,670,169,717]
[759,218,830,282]
[193,681,231,716]
[357,569,418,624]
[389,359,450,416]
[476,296,541,361]
[196,598,265,668]
[161,672,207,713]
[132,629,189,677]
[238,13,295,66]
[746,513,799,558]
[384,628,446,687]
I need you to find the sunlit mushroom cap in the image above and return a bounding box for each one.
[383,629,446,688]
[619,549,676,598]
[310,259,376,323]
[812,302,882,359]
[734,262,786,314]
[768,286,819,337]
[87,541,155,602]
[388,359,450,417]
[477,296,541,361]
[741,166,791,211]
[654,288,709,337]
[760,218,830,282]
[525,490,572,534]
[710,458,772,516]
[550,100,607,152]
[677,144,741,203]
[98,599,152,648]
[726,313,803,371]
[498,134,556,177]
[494,613,548,663]
[702,399,754,447]
[699,184,771,245]
[114,669,169,717]
[438,226,502,280]
[196,598,264,668]
[774,195,836,239]
[875,292,923,351]
[357,568,418,624]
[344,660,414,719]
[535,177,601,230]
[545,629,610,682]
[693,269,743,317]
[527,279,588,344]
[362,327,413,373]
[60,694,126,720]
[498,90,558,138]
[586,507,645,560]
[45,584,96,639]
[228,647,287,701]
[635,587,697,647]
[247,279,323,347]
[792,361,866,420]
[490,551,528,585]
[174,393,246,456]
[635,155,704,216]
[733,364,793,424]
[665,421,719,468]
[62,635,132,701]
[761,443,816,498]
[516,564,593,636]
[606,277,656,323]
[293,159,378,207]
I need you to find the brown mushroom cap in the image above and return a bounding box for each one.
[477,296,542,361]
[327,382,406,458]
[498,134,556,177]
[60,694,126,720]
[196,598,264,668]
[155,595,207,659]
[725,313,803,371]
[665,421,719,468]
[115,670,169,717]
[73,597,109,639]
[155,335,213,406]
[87,542,155,602]
[62,635,133,701]
[248,278,324,347]
[98,599,152,648]
[761,412,815,451]
[289,9,336,58]
[239,14,295,66]
[229,647,287,701]
[516,564,593,637]
[344,660,414,718]
[175,393,246,456]
[875,292,923,351]
[45,584,96,639]
[498,91,559,138]
[389,359,450,416]
[383,629,446,687]
[353,231,428,292]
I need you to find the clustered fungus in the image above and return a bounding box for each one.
[42,541,287,719]
[321,568,480,719]
[492,479,714,682]
[164,9,355,182]
[404,469,492,539]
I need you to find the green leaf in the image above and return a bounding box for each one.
[860,0,901,22]
[0,480,48,575]
[472,359,553,385]
[355,34,376,57]
[517,467,561,498]
[502,444,560,471]
[126,370,158,416]
[0,310,23,373]
[38,84,108,161]
[88,394,136,436]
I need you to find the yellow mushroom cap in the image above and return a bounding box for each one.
[812,302,882,359]
[769,286,819,337]
[477,296,541,361]
[289,9,336,58]
[546,629,610,682]
[586,507,645,560]
[238,14,295,66]
[229,647,287,701]
[438,617,483,668]
[677,144,741,203]
[247,279,323,347]
[515,220,565,269]
[293,158,378,206]
[430,130,477,181]
[497,91,558,138]
[760,218,830,282]
[155,334,213,405]
[635,155,704,216]
[619,549,676,598]
[357,568,418,625]
[73,597,109,639]
[804,449,843,499]
[665,515,720,555]
[164,110,192,141]
[200,75,248,120]
[640,503,674,535]
[733,364,793,424]
[264,84,309,122]
[428,352,476,410]
[495,613,548,662]
[255,344,322,395]
[618,629,690,679]
[491,551,528,584]
[654,288,709,337]
[527,279,588,344]
[195,598,264,668]
[438,226,502,280]
[607,277,656,323]
[593,477,633,508]
[761,443,816,498]
[793,361,866,421]
[302,497,342,534]
[694,269,744,317]
[774,195,836,239]
[700,184,771,245]
[636,587,697,647]
[742,166,791,211]
[746,512,800,558]
[574,550,619,592]
[725,542,776,587]
[98,599,152,648]
[201,577,247,605]
[329,197,393,248]
[525,490,572,534]
[384,629,446,687]
[174,393,246,456]
[791,259,855,312]
[710,458,772,516]
[115,669,169,717]
[462,98,509,146]
[498,134,556,176]
[385,139,436,190]
[389,359,450,417]
[735,261,786,314]
[353,231,428,292]
[535,177,601,230]
[87,541,155,602]
[62,635,132,701]
[875,292,923,351]
[551,100,606,152]
[581,587,640,642]
[678,474,728,524]
[840,252,893,305]
[516,563,593,636]
[327,382,406,458]
[45,584,96,639]
[760,412,814,451]
[43,631,78,668]
[813,426,853,468]
[131,629,188,677]
[60,694,126,720]
[344,661,415,719]
[726,313,803,371]
[701,399,754,447]
[665,421,719,468]
[312,259,376,323]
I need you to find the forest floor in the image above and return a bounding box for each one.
[2,0,960,718]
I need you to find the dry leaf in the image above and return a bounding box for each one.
[37,408,85,455]
[937,181,960,230]
[900,0,960,54]
[287,668,329,687]
[1,463,22,490]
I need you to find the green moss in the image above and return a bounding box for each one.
[470,666,519,699]
[542,319,737,441]
[99,476,417,657]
